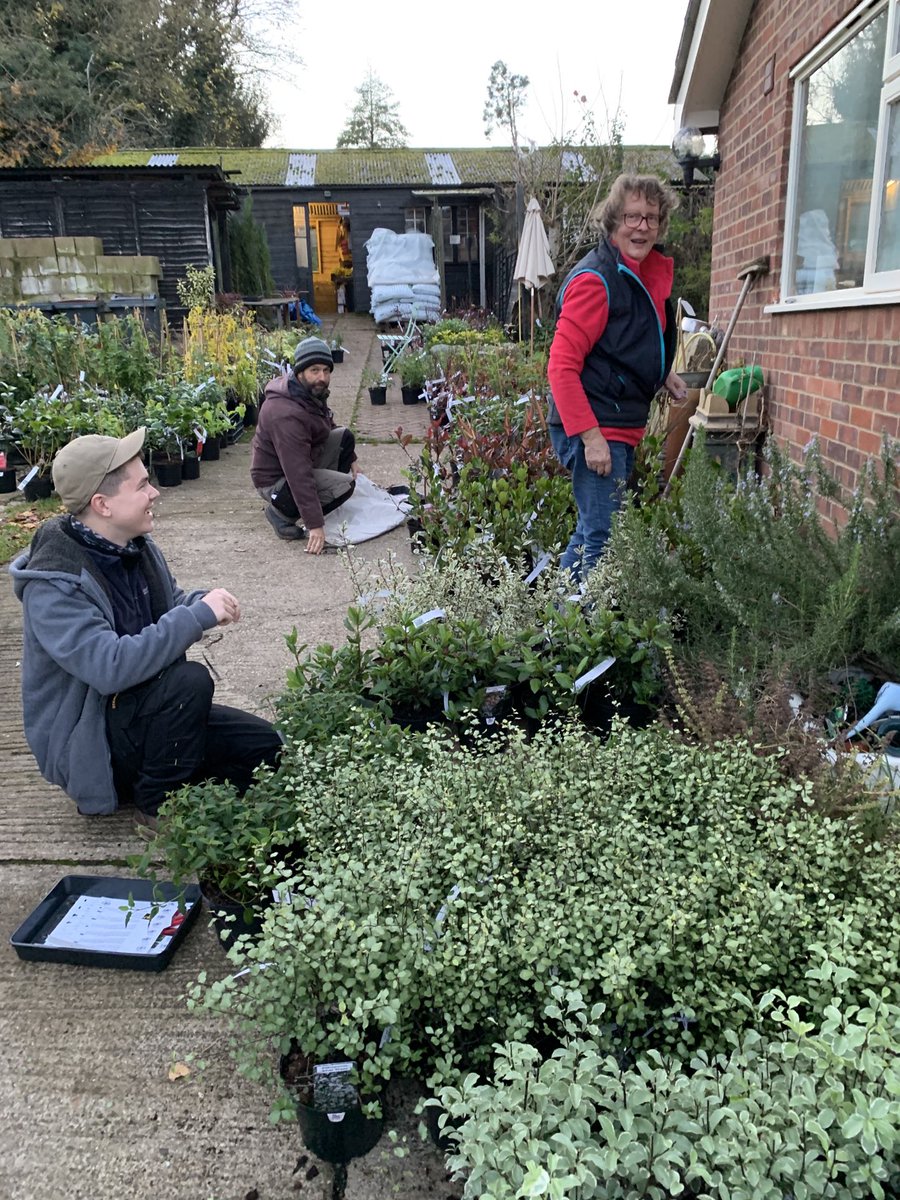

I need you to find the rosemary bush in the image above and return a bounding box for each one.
[591,432,900,707]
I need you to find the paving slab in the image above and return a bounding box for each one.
[0,314,459,1200]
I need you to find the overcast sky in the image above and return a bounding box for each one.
[263,1,687,150]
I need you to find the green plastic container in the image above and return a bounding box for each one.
[712,365,764,409]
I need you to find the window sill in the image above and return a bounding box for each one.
[766,289,900,314]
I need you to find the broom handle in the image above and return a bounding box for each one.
[704,272,755,390]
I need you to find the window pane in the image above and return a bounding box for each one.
[293,205,309,270]
[789,9,887,294]
[876,99,900,271]
[309,226,319,274]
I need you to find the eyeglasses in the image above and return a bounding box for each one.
[622,212,660,230]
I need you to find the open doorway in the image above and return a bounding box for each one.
[306,202,353,314]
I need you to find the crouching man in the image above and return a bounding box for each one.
[250,336,359,554]
[10,428,282,831]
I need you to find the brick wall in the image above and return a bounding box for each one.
[710,0,899,500]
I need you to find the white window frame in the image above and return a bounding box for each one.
[776,0,900,310]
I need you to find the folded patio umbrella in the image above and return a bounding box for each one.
[512,197,555,349]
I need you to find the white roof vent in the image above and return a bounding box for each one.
[561,150,595,180]
[148,153,179,167]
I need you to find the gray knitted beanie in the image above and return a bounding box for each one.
[293,336,334,373]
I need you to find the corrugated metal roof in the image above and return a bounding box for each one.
[92,145,672,187]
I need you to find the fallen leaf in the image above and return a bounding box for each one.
[167,1061,191,1081]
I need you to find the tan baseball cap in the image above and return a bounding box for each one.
[52,427,146,514]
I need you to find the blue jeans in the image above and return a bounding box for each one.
[549,427,635,582]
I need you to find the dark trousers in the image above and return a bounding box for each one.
[106,659,282,816]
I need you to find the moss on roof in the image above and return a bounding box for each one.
[93,145,671,188]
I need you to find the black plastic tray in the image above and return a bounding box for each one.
[10,876,201,971]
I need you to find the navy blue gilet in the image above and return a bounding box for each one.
[550,238,676,429]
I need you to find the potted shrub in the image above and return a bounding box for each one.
[129,768,296,952]
[143,395,185,487]
[192,378,232,459]
[362,367,388,406]
[397,351,428,405]
[330,333,345,364]
[0,387,74,499]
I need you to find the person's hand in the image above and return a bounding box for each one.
[306,527,326,555]
[350,461,360,478]
[204,588,241,625]
[665,370,689,401]
[581,428,611,476]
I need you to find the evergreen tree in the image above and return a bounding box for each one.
[228,198,275,297]
[336,70,408,149]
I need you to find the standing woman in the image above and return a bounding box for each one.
[547,173,687,582]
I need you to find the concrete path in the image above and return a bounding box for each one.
[0,314,458,1200]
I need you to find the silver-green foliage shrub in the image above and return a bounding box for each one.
[191,719,900,1114]
[440,978,900,1199]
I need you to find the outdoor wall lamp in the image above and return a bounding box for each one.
[672,126,721,188]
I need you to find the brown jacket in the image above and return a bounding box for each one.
[250,374,344,529]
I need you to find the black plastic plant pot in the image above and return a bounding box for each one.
[182,454,201,480]
[400,385,421,406]
[295,1097,384,1164]
[0,468,16,493]
[331,349,345,363]
[368,386,387,406]
[388,703,445,734]
[423,1096,459,1153]
[279,1051,384,1164]
[243,403,259,427]
[577,676,653,737]
[153,459,183,488]
[200,883,265,953]
[200,437,221,461]
[22,473,53,502]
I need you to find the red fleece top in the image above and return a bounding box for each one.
[547,247,674,445]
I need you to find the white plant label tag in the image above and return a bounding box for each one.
[412,608,445,628]
[316,1061,355,1075]
[79,370,86,382]
[435,882,463,927]
[524,552,553,585]
[18,465,39,489]
[357,588,394,608]
[572,656,617,694]
[50,384,64,401]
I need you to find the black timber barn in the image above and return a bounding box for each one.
[0,164,241,314]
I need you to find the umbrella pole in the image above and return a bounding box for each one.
[530,287,535,354]
[518,283,523,343]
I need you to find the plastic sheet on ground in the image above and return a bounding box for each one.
[322,474,410,547]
